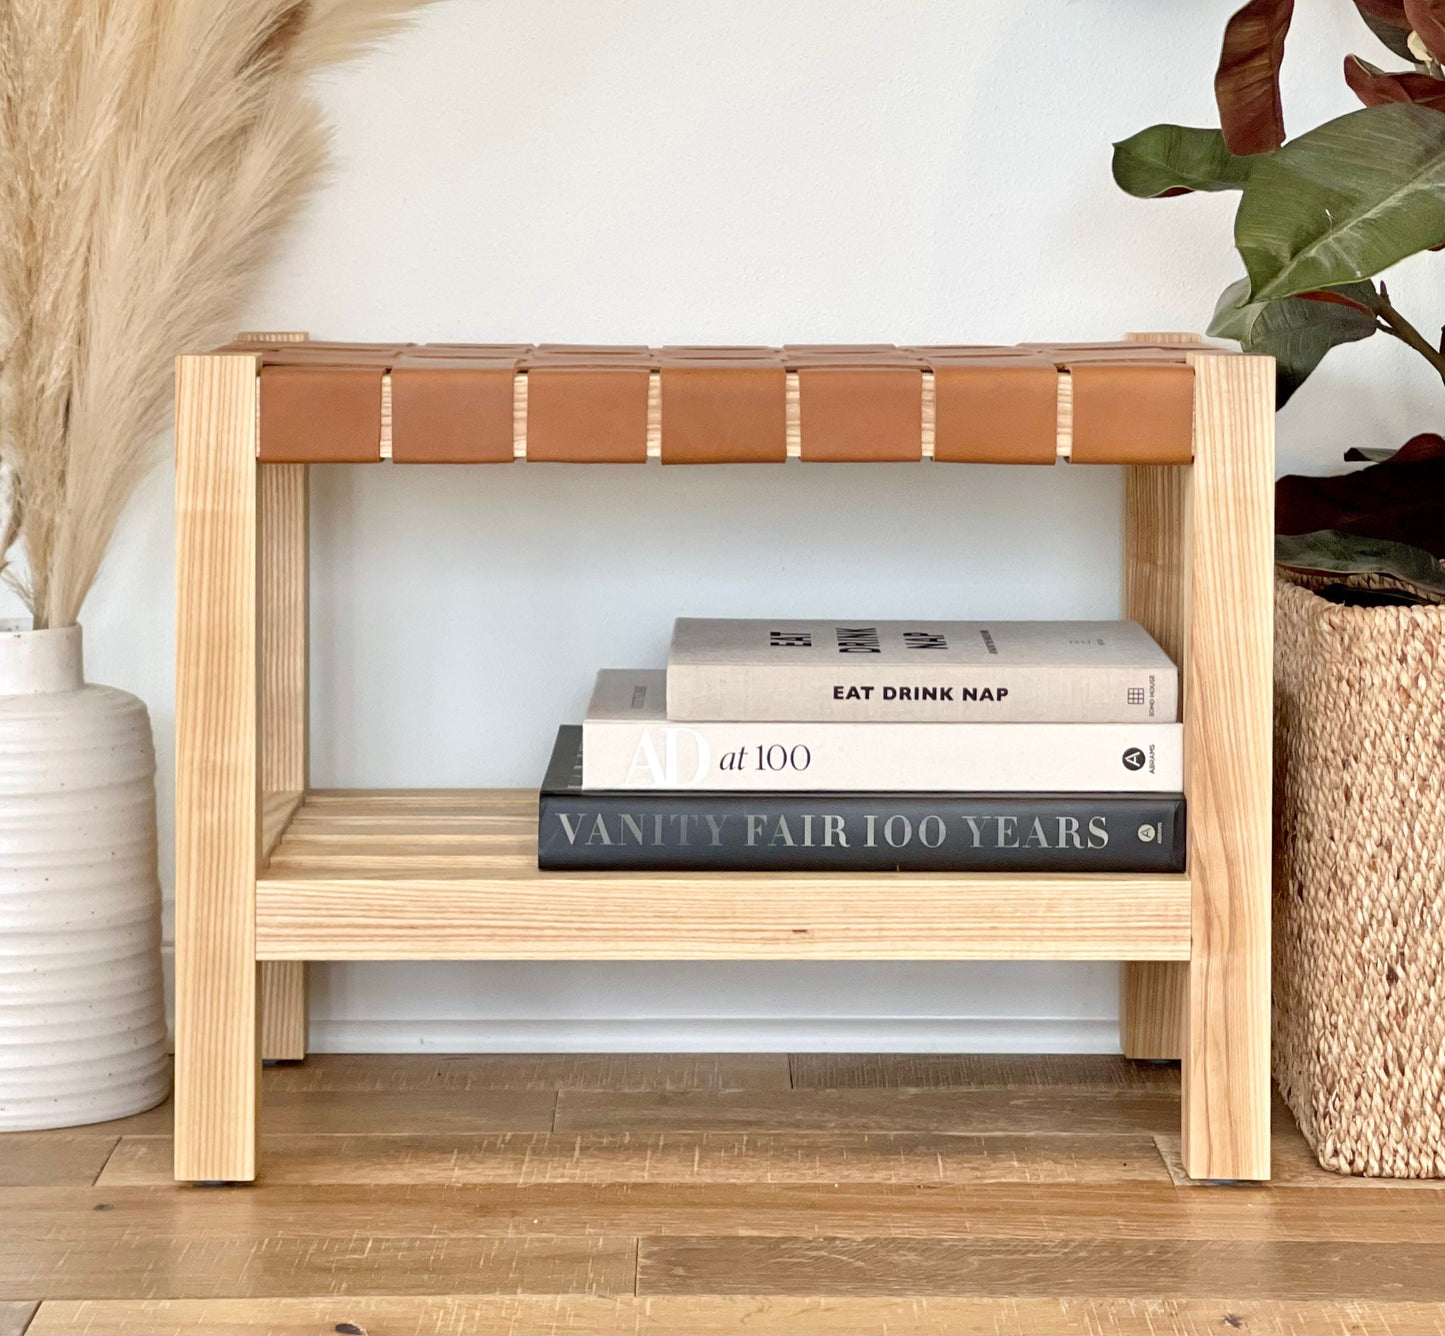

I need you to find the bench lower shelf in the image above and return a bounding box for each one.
[255,789,1191,962]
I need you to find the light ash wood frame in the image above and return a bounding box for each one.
[173,333,1273,1185]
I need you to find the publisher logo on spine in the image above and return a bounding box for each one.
[1122,747,1146,772]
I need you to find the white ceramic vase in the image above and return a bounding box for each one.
[0,621,169,1129]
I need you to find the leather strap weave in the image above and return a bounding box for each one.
[242,339,1205,465]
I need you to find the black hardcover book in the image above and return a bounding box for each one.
[538,726,1185,872]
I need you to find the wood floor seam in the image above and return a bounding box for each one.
[87,1140,122,1190]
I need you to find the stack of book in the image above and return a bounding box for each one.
[538,619,1184,873]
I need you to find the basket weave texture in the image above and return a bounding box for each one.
[1274,577,1445,1177]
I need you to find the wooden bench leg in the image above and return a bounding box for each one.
[1122,461,1190,1063]
[174,353,262,1183]
[260,962,308,1062]
[1179,353,1273,1181]
[1121,962,1185,1060]
[258,462,309,1064]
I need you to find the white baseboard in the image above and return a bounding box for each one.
[305,1017,1121,1054]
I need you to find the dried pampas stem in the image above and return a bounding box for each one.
[0,0,431,628]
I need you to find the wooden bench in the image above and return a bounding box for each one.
[173,331,1272,1183]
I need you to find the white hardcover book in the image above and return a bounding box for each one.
[582,671,1183,792]
[666,618,1178,723]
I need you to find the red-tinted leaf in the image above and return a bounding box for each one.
[1354,0,1410,23]
[1343,431,1445,462]
[1278,445,1445,555]
[1216,0,1295,153]
[1353,0,1418,60]
[1405,0,1445,61]
[1297,285,1379,316]
[1344,54,1445,108]
[1395,431,1445,460]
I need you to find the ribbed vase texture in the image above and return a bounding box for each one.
[0,624,169,1129]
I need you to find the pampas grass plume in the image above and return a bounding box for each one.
[0,0,431,628]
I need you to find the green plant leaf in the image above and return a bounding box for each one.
[1276,529,1445,599]
[1236,102,1445,301]
[1112,125,1252,198]
[1208,279,1378,404]
[1216,0,1295,154]
[1207,277,1258,342]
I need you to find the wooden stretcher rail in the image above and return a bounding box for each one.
[237,340,1206,466]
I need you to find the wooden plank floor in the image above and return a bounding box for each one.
[2,1055,1442,1336]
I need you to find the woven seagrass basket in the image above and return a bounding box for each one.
[1273,575,1445,1177]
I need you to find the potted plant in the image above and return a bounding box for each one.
[0,1,426,1130]
[1113,0,1444,1176]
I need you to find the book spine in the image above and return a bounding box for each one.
[539,791,1186,872]
[666,663,1178,724]
[581,721,1182,792]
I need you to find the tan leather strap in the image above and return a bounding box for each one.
[785,344,916,362]
[1027,342,1191,363]
[796,362,923,461]
[529,344,657,364]
[405,343,534,359]
[524,362,651,462]
[258,365,383,463]
[259,344,410,366]
[926,353,1058,464]
[660,357,786,464]
[662,345,780,359]
[390,355,517,463]
[1068,362,1195,464]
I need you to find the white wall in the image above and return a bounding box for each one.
[34,0,1445,1051]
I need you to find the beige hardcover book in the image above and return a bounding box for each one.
[666,618,1178,722]
[583,671,1183,791]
